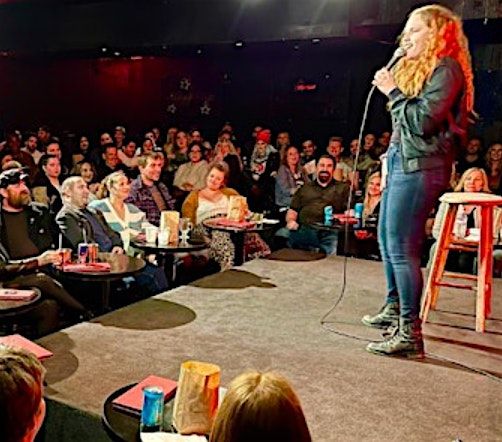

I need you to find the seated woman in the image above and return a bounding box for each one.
[485,142,502,195]
[430,167,502,274]
[32,155,63,216]
[246,136,280,213]
[71,160,100,202]
[172,142,210,209]
[88,171,168,293]
[343,171,382,259]
[275,145,308,217]
[213,139,246,195]
[182,162,270,271]
[210,371,311,442]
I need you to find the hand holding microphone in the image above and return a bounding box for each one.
[372,46,407,96]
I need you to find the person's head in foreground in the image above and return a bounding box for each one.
[0,345,46,442]
[210,371,311,442]
[454,167,490,193]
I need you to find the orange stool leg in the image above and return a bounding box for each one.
[476,206,494,332]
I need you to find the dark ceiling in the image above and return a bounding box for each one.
[0,0,501,56]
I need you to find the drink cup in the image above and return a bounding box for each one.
[77,243,89,264]
[59,248,72,265]
[145,226,158,244]
[88,243,99,263]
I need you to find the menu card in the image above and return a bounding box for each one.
[112,375,177,415]
[0,334,53,360]
[0,288,37,301]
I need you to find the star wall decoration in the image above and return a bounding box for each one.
[167,103,177,114]
[179,78,191,91]
[200,101,211,115]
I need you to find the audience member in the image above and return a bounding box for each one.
[89,171,168,292]
[72,135,91,166]
[22,133,43,165]
[300,139,319,180]
[456,137,485,175]
[0,346,46,442]
[4,131,37,180]
[285,155,349,255]
[485,142,502,194]
[125,152,175,226]
[213,139,245,195]
[114,126,126,149]
[56,176,124,253]
[275,145,308,212]
[96,144,125,181]
[45,139,69,178]
[117,138,139,175]
[0,168,87,322]
[247,131,280,212]
[182,162,270,270]
[173,142,210,207]
[32,155,63,215]
[71,160,100,199]
[210,371,311,442]
[276,131,291,157]
[429,167,502,274]
[37,125,51,151]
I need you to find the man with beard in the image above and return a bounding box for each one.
[126,152,175,226]
[0,168,88,335]
[285,155,349,255]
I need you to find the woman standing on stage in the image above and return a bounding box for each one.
[362,4,474,358]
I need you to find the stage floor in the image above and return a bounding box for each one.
[38,254,502,441]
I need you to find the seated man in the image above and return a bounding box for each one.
[126,152,175,226]
[57,176,167,294]
[284,155,349,255]
[56,176,124,253]
[0,168,87,330]
[0,346,46,442]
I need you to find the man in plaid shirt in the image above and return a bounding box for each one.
[126,152,175,226]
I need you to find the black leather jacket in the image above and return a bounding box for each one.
[388,57,467,173]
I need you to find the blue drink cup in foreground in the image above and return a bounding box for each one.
[140,386,164,432]
[324,206,333,226]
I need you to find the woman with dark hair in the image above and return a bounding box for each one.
[71,160,100,200]
[484,142,502,195]
[32,155,63,215]
[172,142,210,208]
[363,4,475,358]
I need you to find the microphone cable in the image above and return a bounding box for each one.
[318,66,502,384]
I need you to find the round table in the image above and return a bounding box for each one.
[54,253,145,312]
[102,383,176,442]
[132,239,209,284]
[0,287,42,335]
[203,219,275,265]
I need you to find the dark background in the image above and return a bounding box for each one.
[0,0,501,146]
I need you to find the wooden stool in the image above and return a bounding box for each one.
[421,192,502,332]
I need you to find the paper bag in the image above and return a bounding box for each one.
[160,211,180,244]
[226,196,247,222]
[172,361,220,435]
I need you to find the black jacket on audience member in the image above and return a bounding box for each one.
[0,201,58,256]
[55,206,123,251]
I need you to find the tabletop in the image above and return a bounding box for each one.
[0,288,42,313]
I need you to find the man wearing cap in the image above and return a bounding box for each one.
[0,168,88,332]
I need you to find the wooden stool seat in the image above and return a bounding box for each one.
[421,192,502,332]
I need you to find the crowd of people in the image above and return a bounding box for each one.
[1,121,501,334]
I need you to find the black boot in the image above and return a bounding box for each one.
[361,302,399,329]
[366,318,424,359]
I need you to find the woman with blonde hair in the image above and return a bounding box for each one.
[210,371,311,442]
[363,4,474,358]
[429,167,501,273]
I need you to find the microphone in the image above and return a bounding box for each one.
[385,46,407,69]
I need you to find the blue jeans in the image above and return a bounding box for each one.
[379,144,449,320]
[288,226,338,255]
